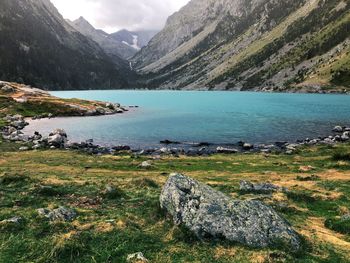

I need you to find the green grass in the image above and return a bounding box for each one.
[325,217,350,235]
[0,142,350,262]
[333,150,350,161]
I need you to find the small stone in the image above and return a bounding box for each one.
[105,185,116,194]
[19,146,29,151]
[127,252,148,262]
[140,161,152,168]
[1,216,23,224]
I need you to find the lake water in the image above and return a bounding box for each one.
[23,90,350,148]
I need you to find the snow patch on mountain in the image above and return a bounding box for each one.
[122,35,141,50]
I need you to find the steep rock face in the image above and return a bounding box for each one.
[0,0,133,90]
[70,17,137,60]
[133,0,350,92]
[133,0,263,68]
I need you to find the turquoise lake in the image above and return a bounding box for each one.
[24,90,350,148]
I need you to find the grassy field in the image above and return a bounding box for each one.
[0,141,350,262]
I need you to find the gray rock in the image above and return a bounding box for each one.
[47,129,68,147]
[96,107,106,115]
[19,146,29,151]
[14,97,28,103]
[1,84,15,93]
[140,161,152,168]
[332,126,343,133]
[160,173,300,251]
[11,120,26,129]
[243,143,254,150]
[32,144,42,150]
[115,108,125,114]
[159,147,170,154]
[216,146,238,154]
[127,252,148,262]
[286,143,299,151]
[341,214,350,221]
[341,132,350,141]
[106,102,120,110]
[49,129,67,137]
[37,206,76,222]
[105,185,117,194]
[1,216,23,224]
[240,180,287,193]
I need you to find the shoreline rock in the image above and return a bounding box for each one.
[2,114,350,157]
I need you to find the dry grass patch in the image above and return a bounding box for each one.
[301,217,350,252]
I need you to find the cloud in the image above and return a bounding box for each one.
[50,0,190,33]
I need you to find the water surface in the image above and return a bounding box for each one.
[23,90,350,148]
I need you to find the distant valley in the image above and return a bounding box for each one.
[69,17,157,60]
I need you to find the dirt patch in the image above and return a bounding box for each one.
[214,246,238,260]
[68,196,102,209]
[95,222,114,233]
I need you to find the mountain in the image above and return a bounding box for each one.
[110,29,158,51]
[133,0,350,92]
[0,0,133,90]
[69,17,137,60]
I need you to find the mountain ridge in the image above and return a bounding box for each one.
[133,0,350,93]
[69,17,138,60]
[0,0,133,90]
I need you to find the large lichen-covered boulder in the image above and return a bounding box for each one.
[160,173,301,251]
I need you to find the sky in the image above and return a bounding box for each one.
[50,0,190,33]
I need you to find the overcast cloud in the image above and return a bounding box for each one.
[50,0,190,33]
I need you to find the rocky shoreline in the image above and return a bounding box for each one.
[1,113,349,156]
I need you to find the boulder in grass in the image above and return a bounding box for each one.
[37,206,76,222]
[160,173,301,251]
[240,180,288,194]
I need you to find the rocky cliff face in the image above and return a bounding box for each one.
[69,17,138,60]
[133,0,350,92]
[0,0,133,90]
